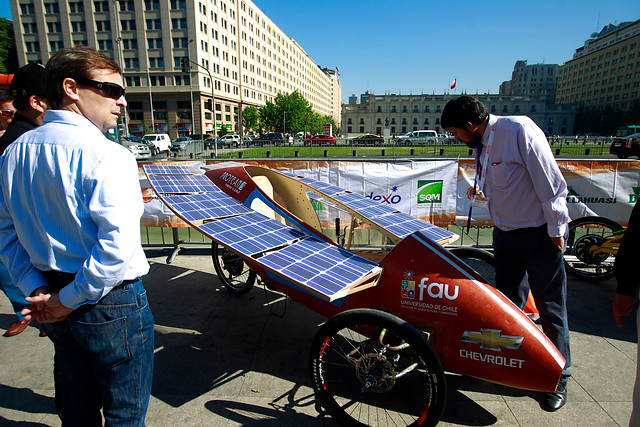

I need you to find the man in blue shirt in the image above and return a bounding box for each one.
[441,96,571,412]
[0,47,154,425]
[0,63,48,337]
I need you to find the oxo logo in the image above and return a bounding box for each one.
[418,278,459,301]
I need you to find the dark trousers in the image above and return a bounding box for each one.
[493,225,571,377]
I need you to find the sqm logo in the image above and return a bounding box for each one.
[630,187,640,204]
[418,278,458,301]
[417,180,443,204]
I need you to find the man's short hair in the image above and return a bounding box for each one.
[11,63,45,111]
[441,96,489,130]
[44,46,122,110]
[0,88,11,102]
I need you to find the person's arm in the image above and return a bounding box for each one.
[613,201,640,326]
[519,122,569,241]
[58,151,146,309]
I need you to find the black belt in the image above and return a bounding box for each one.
[501,223,546,235]
[39,270,139,293]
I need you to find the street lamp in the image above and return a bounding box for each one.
[146,69,155,132]
[188,39,195,136]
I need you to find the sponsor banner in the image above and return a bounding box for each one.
[456,159,640,227]
[263,160,459,227]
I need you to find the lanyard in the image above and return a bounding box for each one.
[466,121,496,233]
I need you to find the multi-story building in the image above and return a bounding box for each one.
[500,60,559,101]
[11,0,341,138]
[556,19,640,132]
[343,92,576,137]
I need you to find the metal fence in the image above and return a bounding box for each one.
[161,136,615,160]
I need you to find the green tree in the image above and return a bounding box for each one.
[0,18,18,74]
[242,105,260,134]
[258,91,314,134]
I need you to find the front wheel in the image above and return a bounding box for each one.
[564,216,623,281]
[449,247,496,286]
[310,309,446,426]
[211,241,256,294]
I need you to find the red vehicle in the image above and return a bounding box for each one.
[144,162,565,426]
[305,134,336,146]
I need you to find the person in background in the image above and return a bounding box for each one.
[0,47,154,425]
[0,63,48,337]
[613,201,640,426]
[441,95,571,412]
[0,89,14,137]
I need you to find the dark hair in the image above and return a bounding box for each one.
[44,46,122,109]
[0,88,11,102]
[11,63,46,111]
[441,96,489,130]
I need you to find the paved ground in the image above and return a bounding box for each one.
[0,246,637,426]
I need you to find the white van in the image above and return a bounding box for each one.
[395,130,438,145]
[142,134,171,153]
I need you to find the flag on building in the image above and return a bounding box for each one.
[450,79,457,89]
[336,66,340,76]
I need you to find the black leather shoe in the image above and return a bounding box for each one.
[541,380,567,412]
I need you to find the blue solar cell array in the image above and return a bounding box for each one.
[296,176,344,196]
[198,211,307,256]
[257,237,380,299]
[164,193,251,222]
[333,192,399,218]
[147,174,219,194]
[144,165,201,175]
[371,212,455,240]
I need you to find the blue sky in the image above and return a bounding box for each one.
[2,0,640,101]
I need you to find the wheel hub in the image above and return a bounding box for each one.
[353,353,396,393]
[574,234,609,264]
[221,252,244,276]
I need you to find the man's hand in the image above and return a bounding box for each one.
[551,236,565,252]
[613,293,636,327]
[22,292,73,323]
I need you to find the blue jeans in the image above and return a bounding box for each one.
[0,262,28,320]
[493,225,572,378]
[42,279,154,426]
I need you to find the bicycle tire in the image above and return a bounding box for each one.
[309,308,446,426]
[564,216,623,281]
[449,247,496,286]
[211,241,256,294]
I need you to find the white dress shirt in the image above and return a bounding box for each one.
[0,110,149,309]
[479,114,569,237]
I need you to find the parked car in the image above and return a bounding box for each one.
[610,133,640,159]
[171,136,192,151]
[204,135,220,149]
[120,137,151,160]
[394,130,438,145]
[306,134,336,146]
[350,134,384,145]
[142,134,171,153]
[219,134,241,147]
[253,132,286,147]
[242,135,254,145]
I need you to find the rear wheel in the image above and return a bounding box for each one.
[564,216,623,281]
[211,241,256,294]
[310,309,446,426]
[449,247,496,285]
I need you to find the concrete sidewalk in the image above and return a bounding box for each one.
[0,246,637,426]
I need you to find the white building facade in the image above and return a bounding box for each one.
[12,0,341,137]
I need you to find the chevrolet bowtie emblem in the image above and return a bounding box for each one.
[461,329,523,351]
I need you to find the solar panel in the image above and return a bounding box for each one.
[147,174,219,194]
[371,212,456,241]
[144,164,201,175]
[333,192,399,218]
[257,237,380,300]
[164,193,251,221]
[296,176,345,197]
[198,211,307,256]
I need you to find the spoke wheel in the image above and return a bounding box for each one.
[211,241,256,294]
[310,309,446,427]
[449,247,496,285]
[564,216,623,281]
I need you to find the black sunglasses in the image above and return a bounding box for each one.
[75,77,126,100]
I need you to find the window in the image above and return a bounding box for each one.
[146,19,161,30]
[96,21,111,32]
[119,1,134,11]
[144,0,160,10]
[72,21,87,32]
[171,18,187,29]
[170,0,186,9]
[94,1,109,12]
[45,3,60,14]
